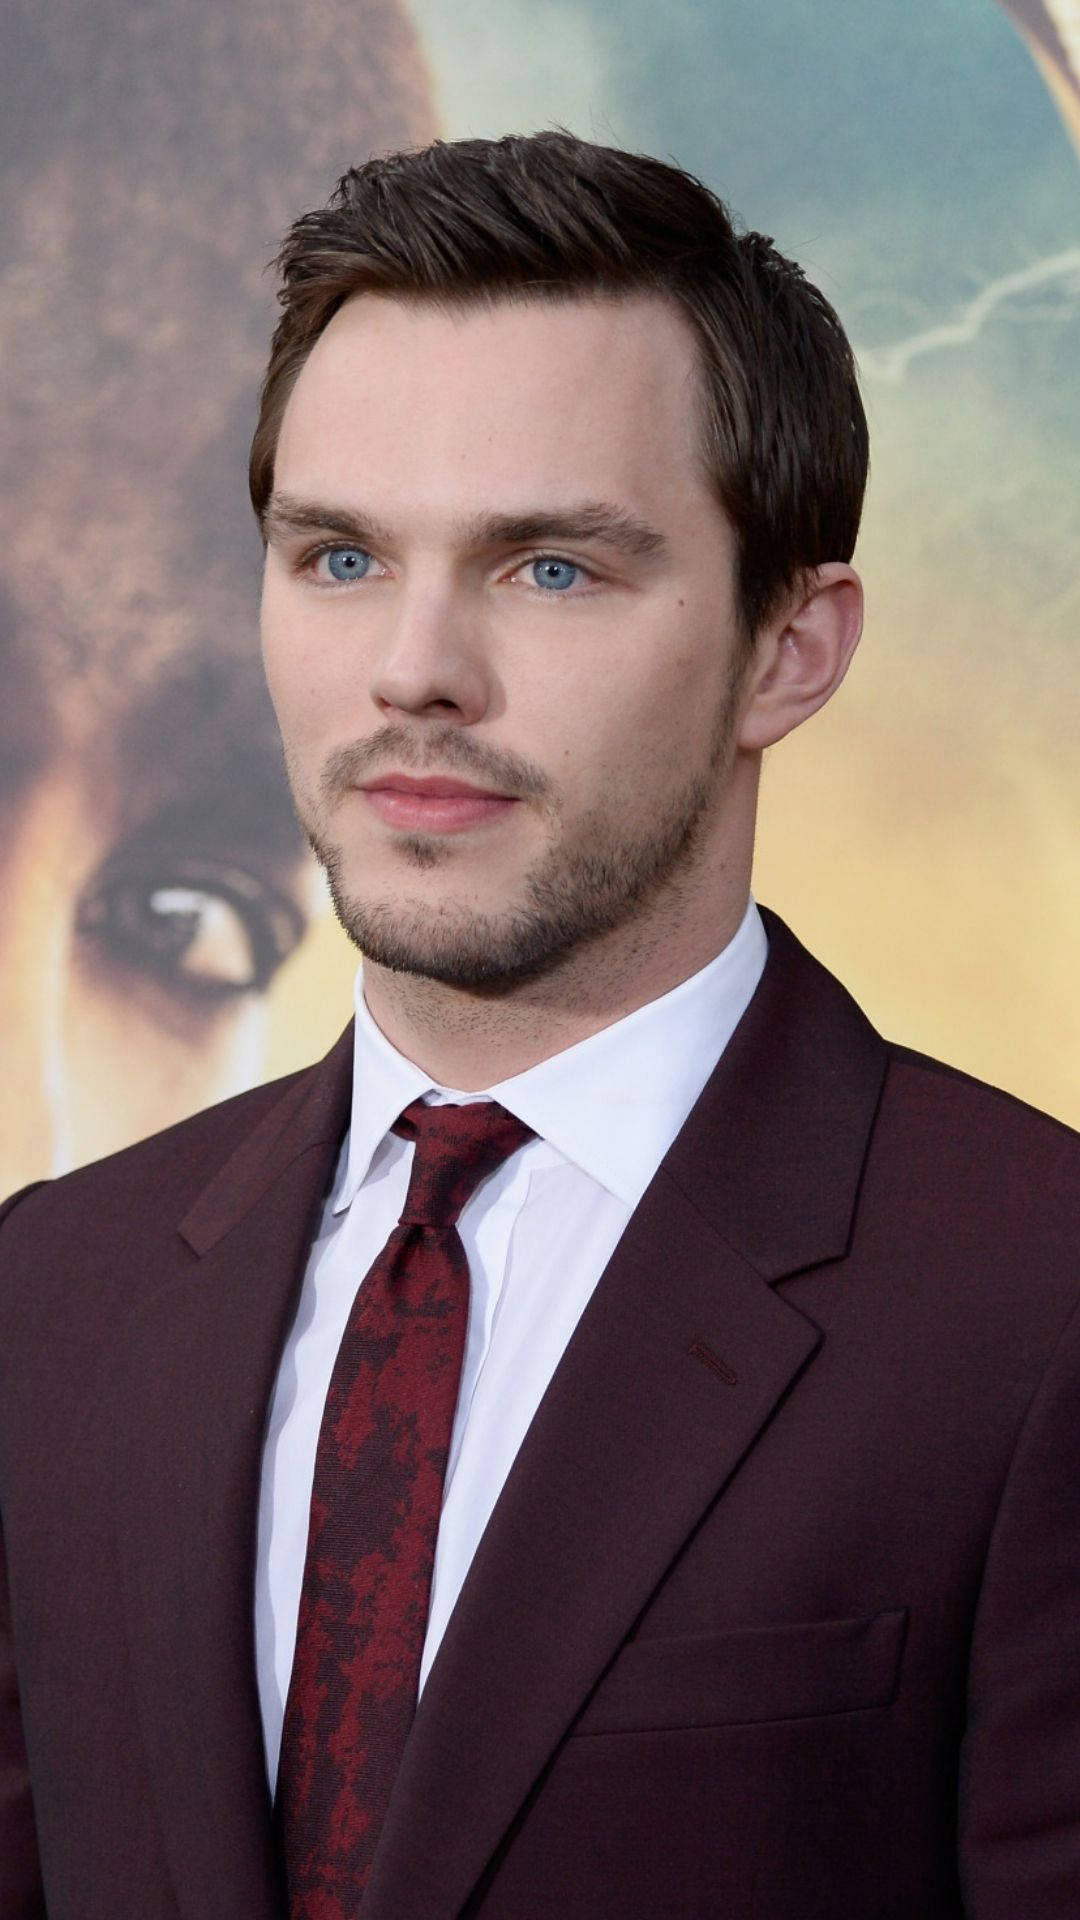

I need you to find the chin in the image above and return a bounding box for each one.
[327,884,586,996]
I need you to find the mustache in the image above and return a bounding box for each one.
[318,724,552,807]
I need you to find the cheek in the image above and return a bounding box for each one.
[545,634,725,792]
[262,609,353,747]
[646,625,741,764]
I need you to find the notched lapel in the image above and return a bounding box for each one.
[178,1023,354,1256]
[665,909,889,1278]
[114,1032,353,1920]
[363,1174,822,1920]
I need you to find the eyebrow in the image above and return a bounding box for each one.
[262,493,670,563]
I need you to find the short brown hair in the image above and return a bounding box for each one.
[250,131,868,637]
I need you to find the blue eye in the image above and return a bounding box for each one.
[322,546,372,582]
[531,557,580,592]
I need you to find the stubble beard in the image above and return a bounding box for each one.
[295,697,740,997]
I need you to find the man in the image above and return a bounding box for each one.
[1,132,1078,1920]
[0,0,430,1196]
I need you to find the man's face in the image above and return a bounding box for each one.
[261,293,754,992]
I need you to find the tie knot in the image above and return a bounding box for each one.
[392,1098,534,1229]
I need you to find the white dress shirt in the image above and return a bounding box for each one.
[255,898,768,1787]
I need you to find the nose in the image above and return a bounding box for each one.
[0,785,73,1196]
[369,581,493,727]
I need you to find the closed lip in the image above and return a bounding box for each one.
[359,773,513,800]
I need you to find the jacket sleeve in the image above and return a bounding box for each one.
[0,1518,46,1919]
[959,1293,1080,1917]
[0,1186,48,1916]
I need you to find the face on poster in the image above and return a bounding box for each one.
[1,0,1077,1199]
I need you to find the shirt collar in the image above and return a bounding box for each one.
[339,898,768,1212]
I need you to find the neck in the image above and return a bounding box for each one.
[361,872,753,1091]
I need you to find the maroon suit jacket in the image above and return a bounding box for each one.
[1,912,1078,1919]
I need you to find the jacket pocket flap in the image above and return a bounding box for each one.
[573,1608,909,1736]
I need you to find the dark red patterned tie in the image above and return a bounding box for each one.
[276,1097,534,1919]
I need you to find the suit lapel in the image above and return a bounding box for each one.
[364,913,889,1920]
[114,1029,353,1920]
[364,1178,821,1920]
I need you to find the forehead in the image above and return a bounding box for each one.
[275,291,713,518]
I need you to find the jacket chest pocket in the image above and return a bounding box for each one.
[572,1607,908,1736]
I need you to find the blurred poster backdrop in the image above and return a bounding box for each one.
[2,0,1077,1199]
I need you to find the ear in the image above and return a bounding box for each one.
[736,563,863,751]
